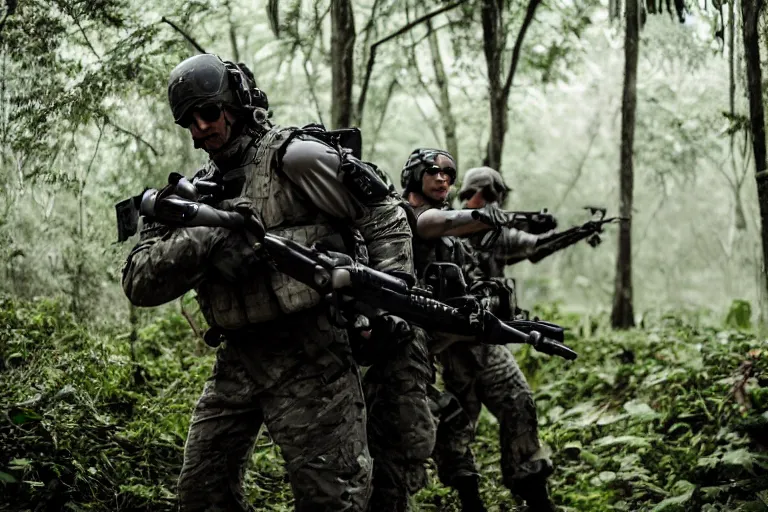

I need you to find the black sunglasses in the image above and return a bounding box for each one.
[178,103,223,128]
[424,165,457,183]
[459,185,503,203]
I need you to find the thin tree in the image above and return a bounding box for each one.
[331,0,355,128]
[481,0,542,171]
[426,20,459,165]
[741,0,768,322]
[611,0,639,329]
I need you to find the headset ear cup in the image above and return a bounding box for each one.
[223,61,253,108]
[237,62,257,87]
[251,88,269,110]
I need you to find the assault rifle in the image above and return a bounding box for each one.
[472,205,625,263]
[115,175,577,360]
[526,206,625,263]
[502,209,558,235]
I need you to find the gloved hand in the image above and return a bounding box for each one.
[527,212,558,234]
[473,203,510,230]
[371,314,414,345]
[209,198,266,282]
[209,228,265,282]
[350,313,415,364]
[218,197,266,242]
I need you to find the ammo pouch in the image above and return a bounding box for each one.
[468,277,519,321]
[267,224,335,315]
[427,385,464,424]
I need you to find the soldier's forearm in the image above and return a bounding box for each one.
[416,209,490,239]
[495,227,541,261]
[357,202,414,275]
[121,227,214,307]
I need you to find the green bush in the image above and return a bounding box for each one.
[2,297,767,511]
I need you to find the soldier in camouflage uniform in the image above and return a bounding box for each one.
[398,150,555,512]
[121,53,421,512]
[346,162,437,512]
[458,167,549,276]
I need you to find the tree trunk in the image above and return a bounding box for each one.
[426,20,459,165]
[481,0,540,171]
[611,0,639,329]
[741,0,768,324]
[224,0,240,62]
[481,0,505,170]
[331,0,355,129]
[610,0,622,21]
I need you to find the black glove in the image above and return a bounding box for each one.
[350,313,415,364]
[209,198,266,282]
[526,212,558,234]
[219,197,266,241]
[473,203,510,230]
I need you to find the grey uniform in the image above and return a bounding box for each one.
[122,127,417,512]
[474,226,540,279]
[413,210,552,498]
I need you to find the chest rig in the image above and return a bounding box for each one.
[411,205,480,282]
[196,126,337,329]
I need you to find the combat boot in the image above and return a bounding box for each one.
[516,479,556,512]
[453,475,488,512]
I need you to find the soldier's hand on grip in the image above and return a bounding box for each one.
[472,203,509,230]
[210,198,267,282]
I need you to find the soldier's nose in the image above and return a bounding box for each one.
[192,112,211,131]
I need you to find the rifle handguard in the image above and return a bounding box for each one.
[507,319,565,343]
[527,331,578,360]
[482,313,577,360]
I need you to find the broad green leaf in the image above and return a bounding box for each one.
[650,489,695,511]
[623,400,659,419]
[592,435,652,448]
[9,408,42,425]
[0,471,17,483]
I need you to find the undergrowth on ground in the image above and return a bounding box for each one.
[1,297,766,511]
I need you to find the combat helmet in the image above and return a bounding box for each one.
[168,54,269,126]
[458,166,510,206]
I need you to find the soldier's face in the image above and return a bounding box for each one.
[187,104,236,153]
[421,155,456,202]
[465,191,486,209]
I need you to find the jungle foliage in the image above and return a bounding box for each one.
[1,297,766,511]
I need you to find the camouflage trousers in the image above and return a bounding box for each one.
[432,343,552,495]
[361,327,436,512]
[178,309,372,512]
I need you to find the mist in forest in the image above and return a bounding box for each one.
[0,0,766,322]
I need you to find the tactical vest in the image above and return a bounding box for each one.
[196,127,337,329]
[475,248,505,279]
[411,205,479,282]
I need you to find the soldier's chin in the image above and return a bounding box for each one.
[195,138,222,153]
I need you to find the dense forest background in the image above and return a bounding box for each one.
[1,0,767,321]
[1,0,767,510]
